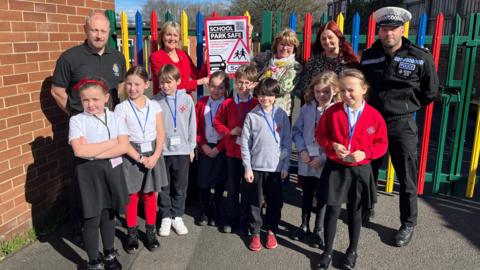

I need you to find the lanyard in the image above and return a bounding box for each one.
[208,100,221,127]
[165,92,177,132]
[128,98,150,139]
[94,109,111,140]
[260,106,278,144]
[346,106,363,151]
[236,94,251,124]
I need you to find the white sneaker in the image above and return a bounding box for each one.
[159,217,172,237]
[171,217,188,235]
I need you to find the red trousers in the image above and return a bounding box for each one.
[125,192,157,227]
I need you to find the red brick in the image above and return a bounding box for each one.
[57,5,76,15]
[51,33,70,43]
[33,127,52,137]
[0,32,26,42]
[0,146,21,162]
[0,161,8,174]
[47,13,68,23]
[69,33,85,41]
[0,140,6,152]
[9,1,35,11]
[7,114,32,127]
[5,220,32,240]
[0,22,11,31]
[1,201,28,223]
[0,217,17,236]
[31,110,44,121]
[85,0,102,8]
[4,93,30,107]
[61,41,79,50]
[76,7,91,16]
[39,61,55,71]
[0,106,20,118]
[0,10,23,21]
[36,22,58,32]
[0,54,26,65]
[26,33,49,42]
[23,12,47,22]
[19,119,43,133]
[14,43,39,53]
[0,200,14,215]
[58,23,77,33]
[28,71,51,82]
[7,133,33,148]
[15,209,31,225]
[3,74,28,86]
[26,52,49,62]
[34,3,57,13]
[0,44,13,55]
[39,42,60,52]
[0,167,23,185]
[68,15,85,24]
[0,180,11,194]
[9,153,33,169]
[14,63,39,74]
[30,91,40,102]
[0,86,17,97]
[49,51,62,60]
[67,0,85,6]
[102,1,114,9]
[46,0,66,4]
[11,21,36,32]
[0,1,8,9]
[17,82,41,94]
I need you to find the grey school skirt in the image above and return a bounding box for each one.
[122,140,168,194]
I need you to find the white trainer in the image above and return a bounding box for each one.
[171,217,188,235]
[158,217,172,237]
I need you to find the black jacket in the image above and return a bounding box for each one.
[359,38,439,118]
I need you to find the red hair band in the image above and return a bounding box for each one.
[73,78,109,93]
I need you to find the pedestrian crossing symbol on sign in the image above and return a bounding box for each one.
[227,38,250,65]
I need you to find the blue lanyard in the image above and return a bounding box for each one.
[128,98,150,139]
[208,99,222,127]
[165,92,177,132]
[260,106,278,144]
[346,106,362,151]
[236,94,251,123]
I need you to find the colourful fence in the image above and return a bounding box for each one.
[107,9,480,200]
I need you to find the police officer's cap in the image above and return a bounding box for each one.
[374,7,412,27]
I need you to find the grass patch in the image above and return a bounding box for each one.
[0,229,37,258]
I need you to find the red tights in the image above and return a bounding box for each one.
[126,192,157,227]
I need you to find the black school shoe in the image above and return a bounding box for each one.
[343,250,357,270]
[310,229,324,248]
[316,253,332,270]
[145,224,160,251]
[125,227,139,254]
[291,225,309,241]
[197,214,208,226]
[87,258,104,270]
[103,249,122,270]
[395,225,414,247]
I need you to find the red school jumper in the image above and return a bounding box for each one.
[213,97,258,159]
[315,102,388,166]
[196,96,226,154]
[150,48,206,95]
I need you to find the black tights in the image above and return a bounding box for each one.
[83,209,115,261]
[301,176,326,231]
[323,204,362,255]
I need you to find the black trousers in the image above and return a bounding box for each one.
[83,209,115,261]
[199,185,224,220]
[158,155,190,218]
[323,203,361,254]
[244,170,283,235]
[371,117,418,227]
[301,176,326,231]
[223,157,244,226]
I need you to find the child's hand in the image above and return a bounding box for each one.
[300,150,311,163]
[309,157,322,168]
[143,154,159,169]
[230,127,242,136]
[345,150,366,163]
[190,151,195,163]
[201,144,212,156]
[209,147,220,158]
[281,170,289,180]
[333,143,349,159]
[244,170,254,183]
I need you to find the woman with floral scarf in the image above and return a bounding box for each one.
[254,29,302,116]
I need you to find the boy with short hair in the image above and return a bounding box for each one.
[213,64,259,233]
[241,77,291,251]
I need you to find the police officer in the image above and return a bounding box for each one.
[50,10,126,243]
[359,6,439,247]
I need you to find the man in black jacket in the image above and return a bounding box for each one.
[359,6,439,247]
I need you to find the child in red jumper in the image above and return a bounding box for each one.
[195,70,229,227]
[315,69,388,270]
[214,64,258,233]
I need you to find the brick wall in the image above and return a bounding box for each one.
[0,0,115,241]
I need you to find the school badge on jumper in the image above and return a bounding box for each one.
[112,63,120,77]
[366,126,376,135]
[276,125,282,132]
[179,104,187,113]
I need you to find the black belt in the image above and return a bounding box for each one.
[385,113,414,122]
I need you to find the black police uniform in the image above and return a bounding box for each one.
[359,37,439,227]
[52,41,126,115]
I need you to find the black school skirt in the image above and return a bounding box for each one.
[319,159,377,209]
[74,157,130,219]
[197,143,227,189]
